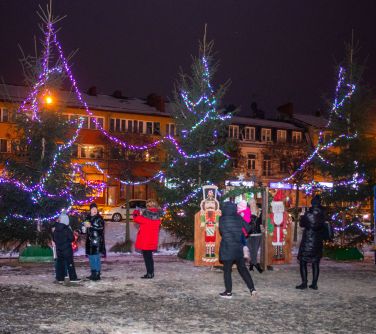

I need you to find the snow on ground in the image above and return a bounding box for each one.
[0,254,375,334]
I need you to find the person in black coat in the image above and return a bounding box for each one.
[52,212,80,283]
[81,203,106,281]
[296,195,326,290]
[219,202,256,298]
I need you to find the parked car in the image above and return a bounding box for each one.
[102,199,147,222]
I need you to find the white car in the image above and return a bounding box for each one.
[102,199,147,222]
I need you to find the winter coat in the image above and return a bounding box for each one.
[52,223,74,257]
[249,214,262,236]
[82,214,106,256]
[297,205,326,263]
[219,202,254,262]
[134,208,162,251]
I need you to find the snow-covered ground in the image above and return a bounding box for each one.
[0,254,375,334]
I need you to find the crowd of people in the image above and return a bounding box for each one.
[51,195,325,298]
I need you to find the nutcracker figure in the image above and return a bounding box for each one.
[200,185,221,261]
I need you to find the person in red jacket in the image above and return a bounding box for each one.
[133,199,163,279]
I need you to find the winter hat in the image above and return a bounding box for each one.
[90,202,98,210]
[237,200,247,212]
[59,212,70,226]
[311,195,321,207]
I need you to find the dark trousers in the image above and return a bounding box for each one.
[56,254,78,281]
[142,250,154,274]
[222,258,255,293]
[299,260,320,285]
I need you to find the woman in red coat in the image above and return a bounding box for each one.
[133,200,163,279]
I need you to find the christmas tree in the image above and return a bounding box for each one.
[312,41,374,250]
[157,29,235,241]
[0,8,100,246]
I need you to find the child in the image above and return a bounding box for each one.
[237,200,251,260]
[53,211,80,283]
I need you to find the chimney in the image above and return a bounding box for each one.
[146,93,165,112]
[251,102,265,119]
[277,102,293,120]
[87,86,98,96]
[112,90,123,99]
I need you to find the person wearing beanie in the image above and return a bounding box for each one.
[81,202,106,281]
[52,211,80,283]
[296,195,326,290]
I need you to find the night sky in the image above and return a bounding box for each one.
[0,0,375,117]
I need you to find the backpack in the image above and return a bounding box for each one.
[322,221,334,241]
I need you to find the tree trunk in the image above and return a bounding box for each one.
[293,185,300,242]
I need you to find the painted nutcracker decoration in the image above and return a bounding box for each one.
[270,190,290,260]
[200,185,221,261]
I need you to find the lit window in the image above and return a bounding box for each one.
[261,128,272,142]
[277,130,287,143]
[263,155,271,176]
[244,127,255,141]
[247,154,256,170]
[292,131,302,143]
[0,139,11,153]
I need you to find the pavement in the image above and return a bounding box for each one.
[0,254,375,334]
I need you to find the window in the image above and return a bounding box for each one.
[138,121,144,134]
[244,127,255,141]
[81,116,89,129]
[261,128,272,142]
[146,122,153,135]
[0,108,9,122]
[263,155,271,176]
[153,122,161,135]
[247,154,256,170]
[292,131,302,143]
[0,139,11,153]
[228,125,239,139]
[127,120,133,133]
[231,158,238,168]
[280,159,288,173]
[110,119,115,132]
[89,117,104,130]
[79,145,104,159]
[277,130,287,143]
[166,123,175,136]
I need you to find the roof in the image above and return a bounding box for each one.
[231,116,304,130]
[0,84,171,117]
[292,114,328,129]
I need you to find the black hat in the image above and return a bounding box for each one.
[89,202,98,209]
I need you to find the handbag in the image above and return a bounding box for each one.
[243,246,250,259]
[322,221,334,241]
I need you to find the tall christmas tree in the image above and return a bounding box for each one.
[0,8,99,246]
[157,29,235,241]
[314,40,374,250]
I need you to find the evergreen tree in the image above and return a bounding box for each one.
[156,33,235,241]
[0,15,96,246]
[316,42,375,248]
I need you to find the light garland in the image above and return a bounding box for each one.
[2,19,231,222]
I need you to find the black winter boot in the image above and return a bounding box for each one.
[255,263,264,273]
[92,271,101,281]
[249,263,254,271]
[86,270,95,280]
[296,261,308,289]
